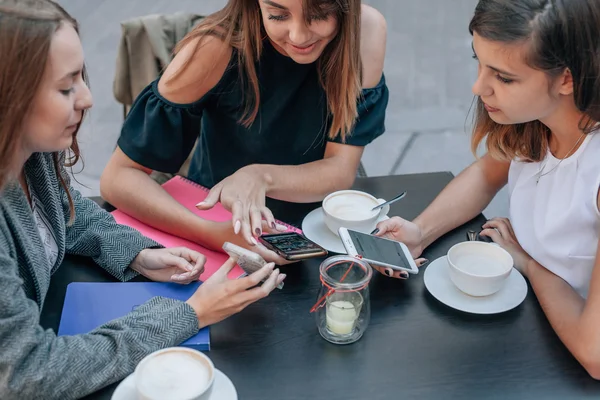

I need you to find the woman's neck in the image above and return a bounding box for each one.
[539,98,588,158]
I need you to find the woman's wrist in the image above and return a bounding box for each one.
[242,164,274,192]
[185,299,206,329]
[523,258,538,279]
[129,249,148,272]
[189,218,224,248]
[413,217,432,250]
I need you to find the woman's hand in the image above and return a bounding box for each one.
[186,257,286,328]
[371,258,429,280]
[196,166,281,245]
[480,217,533,276]
[130,247,205,284]
[368,216,428,279]
[374,216,425,258]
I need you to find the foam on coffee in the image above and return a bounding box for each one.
[137,351,211,399]
[454,254,508,276]
[324,193,379,221]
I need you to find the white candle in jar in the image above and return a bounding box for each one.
[326,300,357,335]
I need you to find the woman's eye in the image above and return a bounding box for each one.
[268,14,287,21]
[496,75,514,84]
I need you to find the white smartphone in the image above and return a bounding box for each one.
[222,242,284,289]
[338,228,419,274]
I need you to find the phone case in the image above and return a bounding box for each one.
[258,234,328,261]
[222,242,284,289]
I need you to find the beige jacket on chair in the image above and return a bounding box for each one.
[113,12,203,179]
[113,12,203,112]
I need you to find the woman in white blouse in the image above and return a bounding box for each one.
[375,0,600,378]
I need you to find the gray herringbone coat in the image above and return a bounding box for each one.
[0,153,199,399]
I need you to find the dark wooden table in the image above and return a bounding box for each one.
[40,172,600,399]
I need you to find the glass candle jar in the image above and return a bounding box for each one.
[313,255,372,345]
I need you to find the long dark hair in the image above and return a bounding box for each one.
[0,0,85,220]
[469,0,600,161]
[172,0,362,142]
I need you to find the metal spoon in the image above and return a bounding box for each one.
[371,191,407,211]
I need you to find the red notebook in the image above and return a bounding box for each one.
[111,176,301,281]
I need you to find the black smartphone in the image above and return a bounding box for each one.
[258,232,328,261]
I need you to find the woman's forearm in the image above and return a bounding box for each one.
[415,157,508,249]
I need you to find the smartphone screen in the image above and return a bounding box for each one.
[347,230,413,271]
[260,233,325,256]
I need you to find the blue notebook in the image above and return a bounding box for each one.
[58,282,210,350]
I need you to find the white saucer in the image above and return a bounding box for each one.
[423,256,528,314]
[301,207,389,254]
[111,368,237,400]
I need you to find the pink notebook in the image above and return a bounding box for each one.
[111,176,301,281]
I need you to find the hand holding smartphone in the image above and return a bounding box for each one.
[222,242,284,289]
[338,228,419,274]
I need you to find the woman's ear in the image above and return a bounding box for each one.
[557,68,574,96]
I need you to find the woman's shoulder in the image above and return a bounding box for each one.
[158,35,234,104]
[360,4,387,88]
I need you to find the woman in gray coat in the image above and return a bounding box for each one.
[0,1,286,399]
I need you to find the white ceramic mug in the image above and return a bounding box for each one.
[322,190,390,237]
[134,347,215,400]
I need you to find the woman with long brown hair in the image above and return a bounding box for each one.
[100,0,388,262]
[374,0,600,377]
[0,1,285,397]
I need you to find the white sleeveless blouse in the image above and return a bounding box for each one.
[508,132,600,298]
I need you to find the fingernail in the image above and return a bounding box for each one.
[371,228,380,235]
[267,262,275,269]
[234,220,241,234]
[276,223,288,232]
[422,259,429,265]
[255,228,262,236]
[195,201,205,208]
[278,274,286,283]
[251,237,258,245]
[384,268,392,277]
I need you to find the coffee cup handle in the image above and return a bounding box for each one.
[376,198,390,219]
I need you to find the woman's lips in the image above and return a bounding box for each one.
[484,103,500,113]
[288,41,317,54]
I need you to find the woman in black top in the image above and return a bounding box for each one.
[101,0,388,263]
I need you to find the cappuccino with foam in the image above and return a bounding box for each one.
[135,348,214,400]
[324,193,379,221]
[322,190,390,236]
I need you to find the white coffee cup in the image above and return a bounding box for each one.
[447,241,513,297]
[134,347,215,400]
[322,190,390,237]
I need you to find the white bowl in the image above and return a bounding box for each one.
[322,190,389,237]
[447,242,513,297]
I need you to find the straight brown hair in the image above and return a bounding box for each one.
[0,0,85,221]
[469,0,600,162]
[172,0,362,142]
